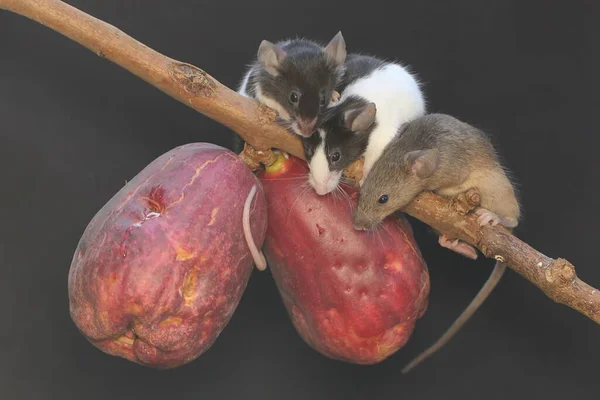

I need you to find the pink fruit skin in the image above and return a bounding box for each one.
[259,155,430,364]
[68,143,267,369]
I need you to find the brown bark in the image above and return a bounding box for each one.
[2,0,598,324]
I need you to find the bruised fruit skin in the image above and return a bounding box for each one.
[259,154,430,364]
[68,143,267,369]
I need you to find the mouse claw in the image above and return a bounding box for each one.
[474,208,501,227]
[474,208,518,228]
[438,234,478,260]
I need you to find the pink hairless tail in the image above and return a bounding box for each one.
[243,184,267,271]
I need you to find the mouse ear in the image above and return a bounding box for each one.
[344,102,377,133]
[258,40,287,76]
[405,149,441,179]
[324,31,347,68]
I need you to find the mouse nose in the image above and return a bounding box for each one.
[353,222,368,231]
[297,118,316,137]
[314,183,328,196]
[352,215,372,231]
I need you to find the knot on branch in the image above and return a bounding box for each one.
[545,258,577,287]
[169,63,216,96]
[238,143,277,171]
[256,103,278,126]
[452,188,481,215]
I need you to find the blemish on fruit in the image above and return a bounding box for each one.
[125,303,143,315]
[208,208,219,226]
[108,272,118,285]
[390,261,403,271]
[141,186,166,218]
[220,268,231,279]
[316,224,325,235]
[308,208,313,213]
[160,316,183,326]
[176,247,195,261]
[116,331,135,347]
[182,269,199,304]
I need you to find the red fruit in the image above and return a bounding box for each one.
[68,143,267,369]
[259,154,430,364]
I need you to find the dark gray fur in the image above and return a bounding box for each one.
[302,95,377,171]
[233,34,346,152]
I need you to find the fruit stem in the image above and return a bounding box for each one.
[264,151,290,175]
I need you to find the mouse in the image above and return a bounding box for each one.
[352,113,521,373]
[233,32,347,153]
[302,53,426,195]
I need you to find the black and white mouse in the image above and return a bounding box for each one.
[302,54,426,195]
[233,32,347,152]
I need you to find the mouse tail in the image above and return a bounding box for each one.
[243,184,267,271]
[401,261,507,374]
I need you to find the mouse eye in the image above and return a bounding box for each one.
[330,152,340,163]
[289,90,300,105]
[378,195,389,204]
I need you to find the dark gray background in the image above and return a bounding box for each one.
[1,0,598,399]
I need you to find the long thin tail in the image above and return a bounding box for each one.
[401,261,507,374]
[242,184,267,271]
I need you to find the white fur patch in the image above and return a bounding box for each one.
[255,85,291,121]
[237,67,253,97]
[341,63,426,175]
[308,130,343,195]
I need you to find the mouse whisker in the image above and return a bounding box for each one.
[339,176,355,186]
[286,182,312,224]
[340,187,354,210]
[334,185,353,211]
[374,226,385,251]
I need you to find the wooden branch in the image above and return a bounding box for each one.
[0,0,303,158]
[2,0,598,324]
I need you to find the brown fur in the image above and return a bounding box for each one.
[353,113,521,373]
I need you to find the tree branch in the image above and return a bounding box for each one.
[2,0,598,324]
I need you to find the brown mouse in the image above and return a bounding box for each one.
[353,113,521,373]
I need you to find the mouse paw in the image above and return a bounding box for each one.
[474,208,516,228]
[330,90,341,105]
[438,235,478,260]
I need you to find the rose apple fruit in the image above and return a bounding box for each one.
[68,143,267,369]
[259,154,429,364]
